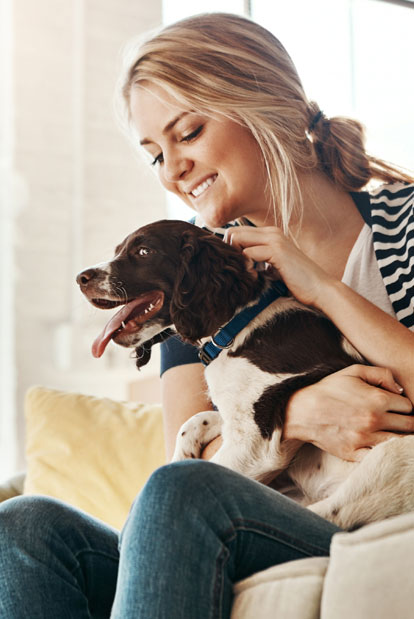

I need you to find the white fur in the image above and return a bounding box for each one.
[87,261,114,294]
[173,305,414,530]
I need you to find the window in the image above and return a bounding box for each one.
[252,0,414,169]
[163,0,413,219]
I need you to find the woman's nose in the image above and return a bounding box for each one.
[163,152,192,182]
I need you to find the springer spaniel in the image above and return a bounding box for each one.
[77,219,414,529]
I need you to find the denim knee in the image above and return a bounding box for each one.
[118,461,221,556]
[143,460,217,507]
[124,461,218,532]
[0,495,70,553]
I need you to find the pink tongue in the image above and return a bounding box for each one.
[92,298,145,358]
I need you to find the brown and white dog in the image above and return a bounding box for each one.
[77,219,414,529]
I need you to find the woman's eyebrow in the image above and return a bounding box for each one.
[139,112,190,146]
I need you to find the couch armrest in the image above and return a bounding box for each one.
[0,472,25,502]
[321,512,414,619]
[232,556,329,619]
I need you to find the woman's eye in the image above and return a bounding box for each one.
[181,125,203,142]
[151,153,164,167]
[149,125,203,167]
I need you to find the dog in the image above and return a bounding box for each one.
[77,219,414,529]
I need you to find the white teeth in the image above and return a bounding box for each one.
[191,175,216,198]
[144,303,155,315]
[121,321,126,328]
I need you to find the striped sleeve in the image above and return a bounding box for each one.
[370,182,414,329]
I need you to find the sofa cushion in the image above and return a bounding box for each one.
[232,556,329,619]
[0,472,25,502]
[232,512,414,619]
[321,512,414,619]
[24,386,165,530]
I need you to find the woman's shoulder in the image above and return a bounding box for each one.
[367,181,414,329]
[369,181,414,212]
[367,181,414,232]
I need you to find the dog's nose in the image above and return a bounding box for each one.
[76,268,98,287]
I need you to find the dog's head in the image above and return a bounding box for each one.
[77,219,264,367]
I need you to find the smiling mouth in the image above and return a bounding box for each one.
[190,174,217,198]
[91,290,164,358]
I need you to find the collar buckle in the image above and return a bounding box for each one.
[198,345,214,366]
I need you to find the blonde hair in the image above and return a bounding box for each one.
[118,12,413,233]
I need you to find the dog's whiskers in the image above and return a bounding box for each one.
[111,279,128,304]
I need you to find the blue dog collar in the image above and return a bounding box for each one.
[198,281,288,366]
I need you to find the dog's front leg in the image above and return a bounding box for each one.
[208,424,295,483]
[171,410,223,461]
[308,436,414,530]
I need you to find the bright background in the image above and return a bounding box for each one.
[0,0,413,476]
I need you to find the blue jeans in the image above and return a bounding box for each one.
[0,461,341,618]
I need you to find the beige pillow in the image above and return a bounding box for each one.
[24,386,166,530]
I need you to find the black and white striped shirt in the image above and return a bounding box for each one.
[370,182,414,329]
[193,182,414,328]
[161,182,414,373]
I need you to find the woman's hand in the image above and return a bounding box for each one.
[224,226,333,308]
[225,225,414,404]
[283,365,414,462]
[201,435,222,460]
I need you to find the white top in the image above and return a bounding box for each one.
[342,223,396,318]
[275,224,397,502]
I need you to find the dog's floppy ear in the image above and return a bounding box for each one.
[170,228,256,342]
[134,344,153,369]
[134,328,175,369]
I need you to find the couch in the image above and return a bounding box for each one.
[1,386,413,618]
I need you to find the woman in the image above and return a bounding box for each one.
[1,12,413,618]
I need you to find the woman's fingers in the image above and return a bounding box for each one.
[382,391,413,414]
[338,366,413,427]
[224,225,333,307]
[383,411,414,433]
[224,226,281,259]
[224,226,274,248]
[286,364,413,461]
[340,364,405,396]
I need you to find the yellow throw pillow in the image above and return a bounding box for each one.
[24,386,166,530]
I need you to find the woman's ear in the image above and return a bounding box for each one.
[169,229,256,342]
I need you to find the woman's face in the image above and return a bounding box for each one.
[130,83,270,228]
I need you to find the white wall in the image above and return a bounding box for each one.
[1,0,166,474]
[0,0,18,478]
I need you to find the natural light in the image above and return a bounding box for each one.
[253,0,414,167]
[162,0,414,220]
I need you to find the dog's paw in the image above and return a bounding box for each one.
[172,410,222,461]
[308,498,363,530]
[307,499,339,524]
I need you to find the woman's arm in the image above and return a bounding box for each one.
[225,226,414,461]
[283,364,413,461]
[313,278,414,400]
[225,226,414,400]
[161,363,214,461]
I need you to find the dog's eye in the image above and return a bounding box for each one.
[136,247,151,257]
